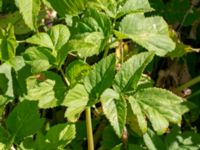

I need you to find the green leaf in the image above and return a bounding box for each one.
[111,143,123,150]
[6,101,44,142]
[0,24,17,61]
[65,59,90,85]
[127,96,147,136]
[19,137,35,150]
[101,89,127,137]
[9,57,32,97]
[34,132,48,150]
[71,9,112,55]
[117,13,175,56]
[30,60,51,74]
[167,41,189,58]
[100,125,121,150]
[0,11,31,35]
[26,25,70,68]
[33,123,76,150]
[143,129,167,150]
[72,9,111,36]
[0,73,9,95]
[26,32,54,50]
[165,126,180,148]
[128,144,146,150]
[0,66,11,115]
[23,47,56,73]
[0,127,11,150]
[46,0,86,16]
[62,84,89,122]
[25,71,66,108]
[87,0,118,18]
[9,56,26,72]
[0,96,9,117]
[56,44,72,69]
[15,0,41,30]
[0,143,7,149]
[113,52,154,92]
[167,29,191,58]
[26,25,70,50]
[48,24,70,50]
[67,32,104,58]
[137,74,154,90]
[0,12,21,28]
[84,54,116,103]
[117,0,154,18]
[131,87,189,135]
[0,63,14,98]
[45,123,76,149]
[14,15,33,35]
[165,126,200,150]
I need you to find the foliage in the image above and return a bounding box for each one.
[0,0,200,149]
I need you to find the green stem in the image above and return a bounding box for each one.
[86,107,94,150]
[177,75,200,91]
[103,37,117,58]
[103,43,110,58]
[60,69,70,86]
[17,40,26,43]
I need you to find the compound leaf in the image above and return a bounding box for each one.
[129,87,190,135]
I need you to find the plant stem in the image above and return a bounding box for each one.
[17,40,25,43]
[103,37,117,58]
[86,107,94,150]
[103,44,110,58]
[177,75,200,91]
[60,69,70,86]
